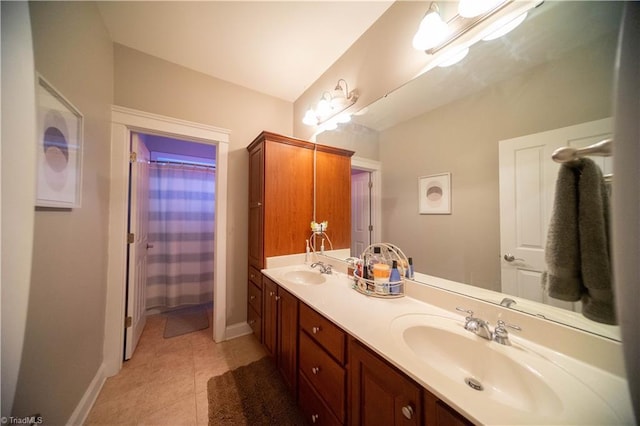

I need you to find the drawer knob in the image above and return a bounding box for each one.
[311,414,319,423]
[402,405,414,420]
[311,366,321,375]
[312,326,321,334]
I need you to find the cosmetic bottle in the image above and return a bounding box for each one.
[406,257,414,279]
[389,260,401,294]
[305,239,310,263]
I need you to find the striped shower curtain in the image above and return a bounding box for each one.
[146,163,215,309]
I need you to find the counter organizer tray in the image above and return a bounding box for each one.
[352,243,408,298]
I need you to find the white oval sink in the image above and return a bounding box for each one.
[283,270,326,285]
[390,314,617,420]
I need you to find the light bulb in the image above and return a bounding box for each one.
[413,10,450,51]
[316,97,331,116]
[302,108,318,126]
[336,113,351,124]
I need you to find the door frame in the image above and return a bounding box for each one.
[104,106,230,376]
[351,157,381,246]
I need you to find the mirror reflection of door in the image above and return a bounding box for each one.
[351,169,372,257]
[498,117,612,310]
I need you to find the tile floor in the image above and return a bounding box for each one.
[85,311,266,425]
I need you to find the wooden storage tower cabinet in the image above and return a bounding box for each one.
[246,130,353,342]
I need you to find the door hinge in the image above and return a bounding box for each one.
[368,181,373,189]
[129,152,137,163]
[369,225,373,232]
[127,233,134,244]
[125,316,132,328]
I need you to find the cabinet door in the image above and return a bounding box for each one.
[264,140,314,258]
[315,147,352,250]
[248,142,264,268]
[277,286,299,394]
[349,339,421,426]
[263,278,277,357]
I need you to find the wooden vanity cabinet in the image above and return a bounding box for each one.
[298,303,347,424]
[263,276,299,394]
[246,131,353,388]
[247,265,262,341]
[349,338,422,426]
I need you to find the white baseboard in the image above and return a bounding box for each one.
[225,321,252,340]
[66,362,107,425]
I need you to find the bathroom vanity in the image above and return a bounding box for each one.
[257,261,633,426]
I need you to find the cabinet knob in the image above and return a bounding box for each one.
[249,295,256,300]
[311,366,320,375]
[312,326,321,334]
[311,414,319,423]
[275,295,281,301]
[248,320,255,325]
[401,405,414,420]
[269,291,275,297]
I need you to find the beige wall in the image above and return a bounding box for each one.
[380,35,616,291]
[1,2,37,417]
[12,2,114,423]
[114,44,292,325]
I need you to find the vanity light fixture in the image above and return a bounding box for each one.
[413,0,541,66]
[412,3,450,51]
[302,78,359,127]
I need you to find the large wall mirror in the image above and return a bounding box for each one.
[318,1,622,340]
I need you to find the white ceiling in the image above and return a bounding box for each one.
[97,1,394,102]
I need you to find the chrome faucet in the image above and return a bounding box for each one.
[492,320,522,346]
[310,261,333,274]
[456,308,493,340]
[455,307,521,344]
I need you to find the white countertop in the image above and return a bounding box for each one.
[262,262,635,425]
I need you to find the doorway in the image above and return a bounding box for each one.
[105,106,230,376]
[125,132,218,359]
[351,157,382,257]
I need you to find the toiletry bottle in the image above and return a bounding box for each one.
[305,239,310,263]
[406,257,414,279]
[320,238,325,255]
[389,260,401,294]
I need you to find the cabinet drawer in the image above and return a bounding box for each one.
[299,331,346,423]
[299,303,346,364]
[248,281,262,315]
[299,371,342,426]
[248,266,262,287]
[247,305,262,342]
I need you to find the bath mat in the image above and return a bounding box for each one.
[207,356,307,425]
[163,304,210,338]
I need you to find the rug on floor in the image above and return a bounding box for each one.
[207,356,307,425]
[163,304,210,338]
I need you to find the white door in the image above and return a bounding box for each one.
[125,133,151,360]
[351,170,371,257]
[499,118,612,308]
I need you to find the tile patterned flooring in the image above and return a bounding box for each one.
[85,311,266,425]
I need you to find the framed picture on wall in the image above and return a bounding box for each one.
[418,172,451,214]
[35,74,83,208]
